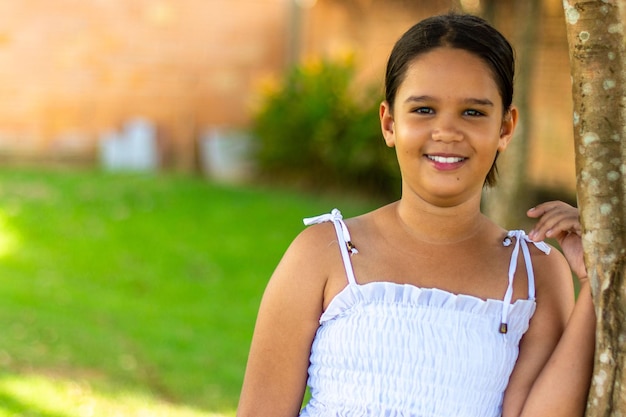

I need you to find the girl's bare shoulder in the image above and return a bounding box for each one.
[529,240,573,288]
[280,209,371,280]
[526,239,575,334]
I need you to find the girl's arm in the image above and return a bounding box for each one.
[518,201,595,416]
[501,236,575,416]
[237,224,334,417]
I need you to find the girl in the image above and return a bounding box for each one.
[238,13,594,417]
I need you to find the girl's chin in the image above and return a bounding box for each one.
[406,184,482,206]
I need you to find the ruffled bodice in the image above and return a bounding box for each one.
[299,209,550,417]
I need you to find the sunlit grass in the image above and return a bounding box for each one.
[0,168,379,416]
[0,372,233,417]
[0,210,19,258]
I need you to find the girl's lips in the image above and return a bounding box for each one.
[425,154,467,171]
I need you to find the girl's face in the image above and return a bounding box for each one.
[380,47,517,207]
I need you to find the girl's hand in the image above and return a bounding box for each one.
[527,201,587,283]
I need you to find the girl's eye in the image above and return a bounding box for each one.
[464,109,484,117]
[413,107,434,114]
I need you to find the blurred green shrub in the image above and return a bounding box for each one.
[252,57,400,200]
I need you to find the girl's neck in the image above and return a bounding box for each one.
[394,194,489,245]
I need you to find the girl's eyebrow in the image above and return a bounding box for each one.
[404,95,494,107]
[404,95,433,104]
[464,98,494,107]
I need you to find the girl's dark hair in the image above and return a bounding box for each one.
[384,13,515,187]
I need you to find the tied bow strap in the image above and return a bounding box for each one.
[303,209,358,255]
[499,230,551,334]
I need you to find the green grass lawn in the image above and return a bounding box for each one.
[0,168,380,416]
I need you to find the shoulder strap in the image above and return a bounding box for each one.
[303,209,358,285]
[499,230,551,333]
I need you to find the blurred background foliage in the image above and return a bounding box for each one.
[253,57,400,201]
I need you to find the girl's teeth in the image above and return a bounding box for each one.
[428,155,465,163]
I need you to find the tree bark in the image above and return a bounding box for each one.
[562,1,626,415]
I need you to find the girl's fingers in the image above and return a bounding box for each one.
[529,201,587,280]
[527,201,580,242]
[527,201,565,218]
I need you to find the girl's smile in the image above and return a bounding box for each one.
[425,153,468,171]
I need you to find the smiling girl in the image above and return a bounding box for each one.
[238,13,594,417]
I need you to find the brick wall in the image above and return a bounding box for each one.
[0,0,288,170]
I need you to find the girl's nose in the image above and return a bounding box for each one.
[431,124,463,142]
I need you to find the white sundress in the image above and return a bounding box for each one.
[299,209,551,417]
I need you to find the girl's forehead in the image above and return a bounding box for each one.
[398,48,501,99]
[406,47,491,73]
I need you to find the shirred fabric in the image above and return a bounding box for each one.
[300,209,546,417]
[300,283,535,417]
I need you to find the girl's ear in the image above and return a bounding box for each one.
[498,106,518,152]
[380,101,396,148]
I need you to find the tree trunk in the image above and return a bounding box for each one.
[562,1,626,415]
